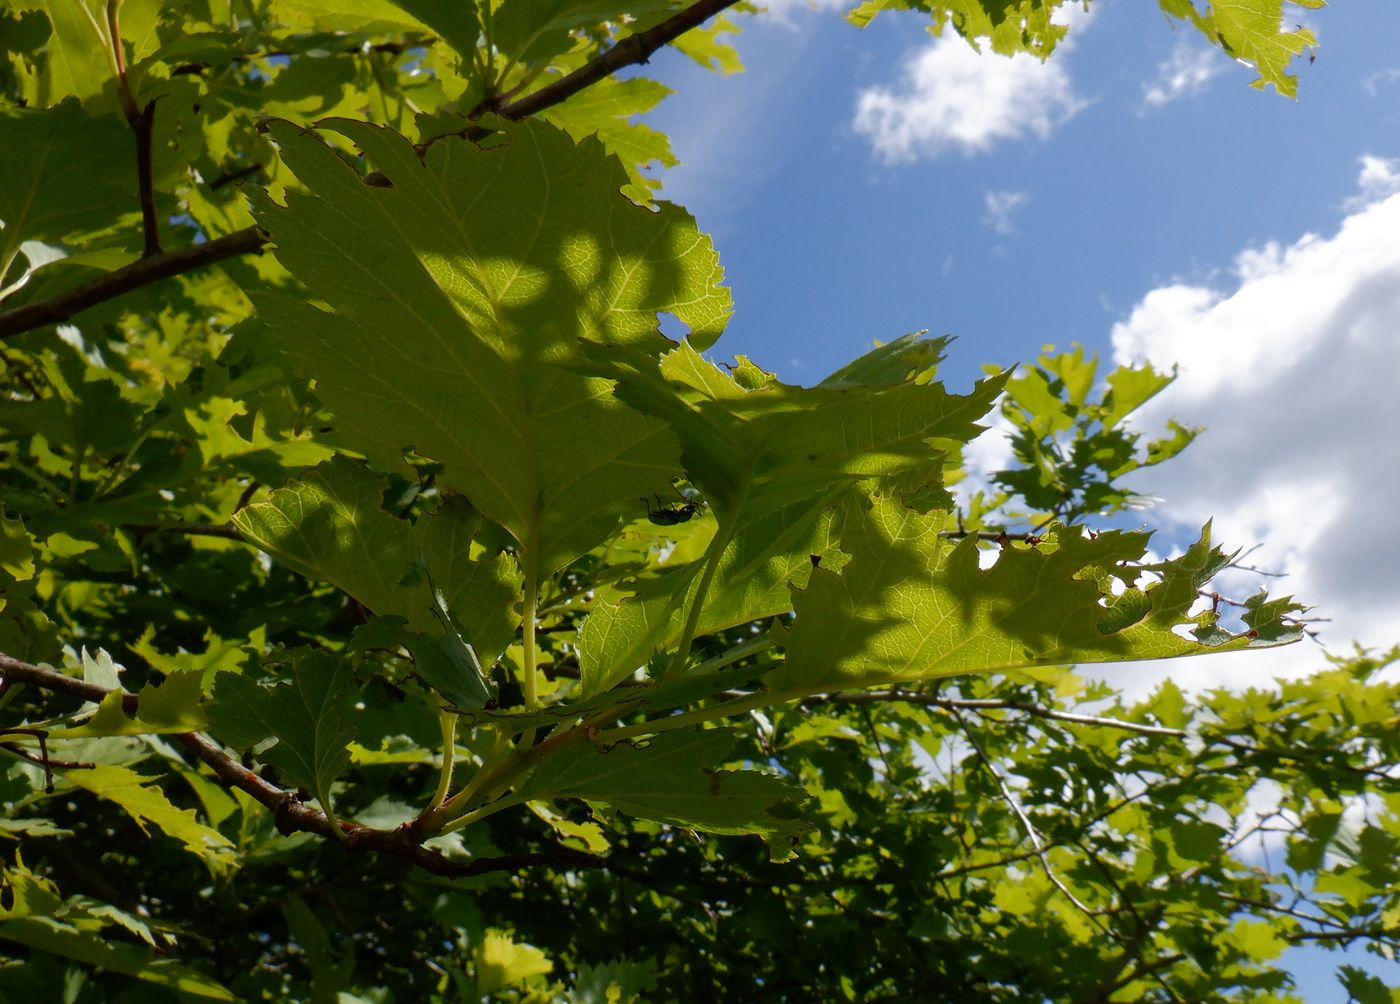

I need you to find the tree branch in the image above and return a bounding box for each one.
[809,689,1185,739]
[949,705,1105,925]
[106,0,161,257]
[0,228,266,340]
[488,0,742,122]
[0,650,607,881]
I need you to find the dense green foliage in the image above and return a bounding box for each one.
[6,1,1398,1001]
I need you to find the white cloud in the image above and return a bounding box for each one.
[983,189,1029,234]
[852,11,1092,163]
[1346,154,1400,210]
[1094,186,1400,696]
[1362,67,1400,97]
[1141,39,1223,110]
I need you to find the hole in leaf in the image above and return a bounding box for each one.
[657,312,691,342]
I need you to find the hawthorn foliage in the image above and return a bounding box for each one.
[3,1,1399,1001]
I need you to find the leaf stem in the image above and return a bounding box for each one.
[522,566,540,713]
[662,475,750,681]
[425,707,458,814]
[439,792,529,834]
[67,444,89,504]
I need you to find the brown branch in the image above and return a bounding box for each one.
[489,0,742,121]
[131,100,162,257]
[0,650,619,882]
[0,738,94,793]
[0,227,266,340]
[106,0,161,257]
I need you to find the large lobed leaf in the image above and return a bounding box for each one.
[0,101,133,293]
[232,457,520,662]
[598,340,1006,515]
[60,765,235,870]
[208,650,359,822]
[254,119,730,574]
[769,494,1304,691]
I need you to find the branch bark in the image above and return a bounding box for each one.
[490,0,742,122]
[0,228,266,340]
[0,651,603,881]
[106,0,161,257]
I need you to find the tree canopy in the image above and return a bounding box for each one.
[7,1,1400,1001]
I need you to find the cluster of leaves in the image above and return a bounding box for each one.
[1,0,1383,1001]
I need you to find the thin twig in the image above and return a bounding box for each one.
[812,690,1183,739]
[0,739,95,792]
[938,529,1043,542]
[857,702,895,779]
[948,705,1103,924]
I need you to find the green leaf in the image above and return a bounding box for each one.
[208,650,359,824]
[233,457,423,623]
[578,576,695,698]
[0,916,235,999]
[254,119,729,573]
[540,75,678,201]
[1338,966,1400,1004]
[475,929,554,994]
[0,101,132,292]
[416,495,522,663]
[61,765,235,868]
[770,498,1299,691]
[384,0,479,60]
[597,338,1005,516]
[1159,0,1320,97]
[78,647,122,693]
[846,0,1071,58]
[0,512,35,580]
[577,492,844,697]
[517,728,809,857]
[233,459,520,662]
[571,958,660,1004]
[47,670,205,738]
[10,0,160,106]
[492,2,668,67]
[406,580,496,710]
[274,0,441,34]
[819,331,949,388]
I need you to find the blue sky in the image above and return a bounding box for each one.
[641,0,1400,685]
[643,1,1400,995]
